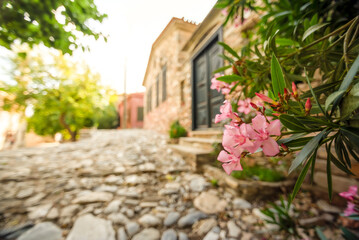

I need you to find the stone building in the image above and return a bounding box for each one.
[142,9,258,134]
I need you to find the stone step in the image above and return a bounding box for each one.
[179,137,222,150]
[168,144,216,172]
[189,130,223,139]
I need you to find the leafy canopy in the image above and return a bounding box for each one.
[0,0,107,54]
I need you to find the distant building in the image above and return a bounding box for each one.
[117,92,144,129]
[143,10,258,134]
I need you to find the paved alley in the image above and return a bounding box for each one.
[0,130,345,240]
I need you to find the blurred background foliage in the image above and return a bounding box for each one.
[1,46,118,141]
[0,0,107,54]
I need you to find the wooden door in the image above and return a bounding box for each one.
[192,37,223,130]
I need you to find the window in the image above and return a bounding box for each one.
[156,75,159,107]
[137,107,144,121]
[162,65,167,102]
[147,86,152,113]
[180,80,185,105]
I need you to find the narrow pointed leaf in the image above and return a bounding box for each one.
[326,143,333,201]
[279,114,307,131]
[289,129,329,174]
[271,54,286,96]
[338,54,359,92]
[302,23,329,41]
[325,90,345,111]
[218,42,240,59]
[289,153,314,203]
[216,74,243,83]
[213,65,231,74]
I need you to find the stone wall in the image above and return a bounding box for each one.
[143,18,197,134]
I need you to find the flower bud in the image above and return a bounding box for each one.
[305,98,312,115]
[281,143,289,152]
[250,102,259,111]
[292,82,299,100]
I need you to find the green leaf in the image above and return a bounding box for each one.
[289,152,314,203]
[218,42,240,59]
[315,227,328,240]
[340,127,359,152]
[328,149,354,175]
[216,74,243,83]
[338,54,359,92]
[302,23,329,41]
[219,54,235,64]
[271,54,286,96]
[326,143,333,201]
[348,215,359,221]
[284,137,314,148]
[213,65,231,74]
[325,90,345,111]
[268,89,275,100]
[289,129,329,174]
[340,82,359,120]
[279,114,307,131]
[341,227,358,240]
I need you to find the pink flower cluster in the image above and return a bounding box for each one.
[340,186,358,216]
[216,101,281,175]
[210,73,236,95]
[237,98,252,114]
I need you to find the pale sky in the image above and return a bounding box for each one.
[75,0,218,94]
[0,0,218,94]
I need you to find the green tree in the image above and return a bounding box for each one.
[2,46,107,141]
[0,0,107,54]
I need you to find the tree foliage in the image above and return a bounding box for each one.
[1,46,109,141]
[0,0,107,54]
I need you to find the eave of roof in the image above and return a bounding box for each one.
[142,17,197,86]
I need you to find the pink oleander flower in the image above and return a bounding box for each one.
[340,186,358,201]
[221,9,228,16]
[215,100,241,124]
[217,150,243,175]
[344,202,357,216]
[222,124,259,157]
[220,82,236,95]
[246,114,281,156]
[210,73,226,92]
[237,98,252,115]
[210,74,235,95]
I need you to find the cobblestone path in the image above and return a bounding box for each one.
[0,130,345,240]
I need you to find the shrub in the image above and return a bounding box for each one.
[231,165,284,182]
[169,120,187,139]
[96,104,119,129]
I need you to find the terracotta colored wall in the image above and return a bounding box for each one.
[118,93,144,129]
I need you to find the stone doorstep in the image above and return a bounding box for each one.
[179,137,222,151]
[189,130,223,139]
[203,164,295,200]
[168,144,216,172]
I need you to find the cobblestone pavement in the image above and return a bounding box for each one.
[0,130,346,240]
